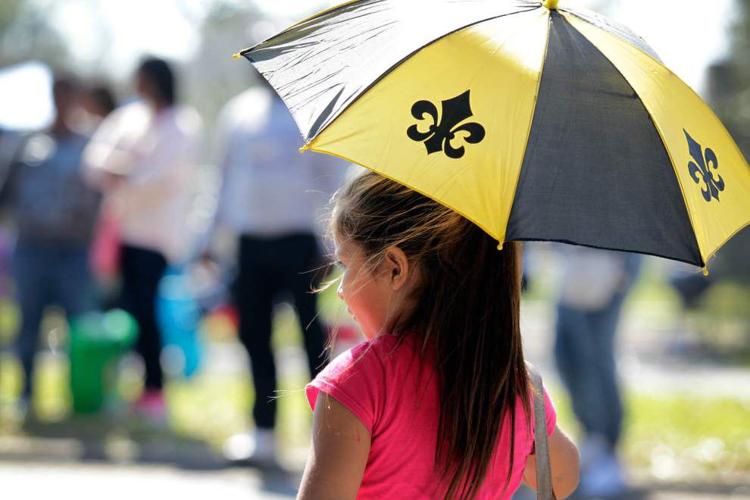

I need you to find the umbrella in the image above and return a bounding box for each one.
[236,0,750,270]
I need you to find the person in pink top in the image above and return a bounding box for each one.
[300,171,580,499]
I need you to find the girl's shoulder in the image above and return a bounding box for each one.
[306,333,424,430]
[327,334,408,379]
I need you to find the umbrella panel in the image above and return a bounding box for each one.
[567,13,750,267]
[506,12,702,266]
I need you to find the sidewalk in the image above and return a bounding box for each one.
[0,460,747,500]
[0,462,296,500]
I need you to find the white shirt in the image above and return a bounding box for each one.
[214,87,348,237]
[84,101,202,263]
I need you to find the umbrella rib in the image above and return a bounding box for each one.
[510,237,702,267]
[559,7,661,63]
[499,9,554,246]
[237,0,372,57]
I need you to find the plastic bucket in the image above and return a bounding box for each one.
[68,309,137,414]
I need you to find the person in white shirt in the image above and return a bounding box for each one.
[84,57,202,418]
[208,81,348,466]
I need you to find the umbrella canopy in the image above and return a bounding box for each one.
[237,0,750,269]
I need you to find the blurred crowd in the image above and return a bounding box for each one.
[0,56,349,466]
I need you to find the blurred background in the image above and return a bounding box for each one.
[0,0,749,498]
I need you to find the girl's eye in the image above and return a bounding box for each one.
[334,260,345,269]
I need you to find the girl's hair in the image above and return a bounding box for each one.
[137,57,176,106]
[333,171,530,499]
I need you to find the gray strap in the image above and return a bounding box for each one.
[529,367,556,500]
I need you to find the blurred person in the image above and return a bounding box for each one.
[668,265,712,311]
[84,57,202,420]
[81,82,118,129]
[0,75,101,416]
[553,247,641,497]
[206,79,348,466]
[0,127,24,302]
[0,126,25,177]
[65,81,119,137]
[80,82,120,306]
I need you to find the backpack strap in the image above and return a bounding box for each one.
[528,366,556,500]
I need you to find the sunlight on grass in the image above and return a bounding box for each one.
[1,277,749,481]
[0,299,19,345]
[623,394,750,480]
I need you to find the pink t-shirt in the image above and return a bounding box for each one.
[306,334,557,499]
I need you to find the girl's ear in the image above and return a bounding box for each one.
[383,246,410,291]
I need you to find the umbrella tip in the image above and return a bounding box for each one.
[232,52,243,60]
[542,0,559,10]
[702,266,710,277]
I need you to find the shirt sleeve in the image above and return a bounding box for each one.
[82,106,137,184]
[306,340,385,433]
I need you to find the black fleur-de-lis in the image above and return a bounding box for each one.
[407,90,485,159]
[684,130,725,203]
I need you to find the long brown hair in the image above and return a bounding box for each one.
[333,171,530,499]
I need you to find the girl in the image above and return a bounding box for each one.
[300,171,579,499]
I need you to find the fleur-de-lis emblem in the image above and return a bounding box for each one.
[407,90,485,159]
[684,130,725,203]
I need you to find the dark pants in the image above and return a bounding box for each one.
[119,245,167,391]
[554,296,626,448]
[235,233,328,430]
[553,255,641,449]
[13,240,96,399]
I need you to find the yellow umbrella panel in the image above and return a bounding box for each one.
[306,8,550,246]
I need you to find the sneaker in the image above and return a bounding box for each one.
[223,428,279,469]
[133,390,168,423]
[580,449,628,498]
[13,396,31,423]
[579,434,610,471]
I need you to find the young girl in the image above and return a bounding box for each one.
[300,171,580,499]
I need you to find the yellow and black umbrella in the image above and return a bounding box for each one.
[236,0,750,269]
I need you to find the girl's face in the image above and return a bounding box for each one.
[334,237,399,340]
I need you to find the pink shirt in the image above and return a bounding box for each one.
[306,334,557,499]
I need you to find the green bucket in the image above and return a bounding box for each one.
[68,309,138,414]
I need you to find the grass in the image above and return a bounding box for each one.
[548,388,750,482]
[621,395,750,481]
[3,352,749,481]
[1,274,750,481]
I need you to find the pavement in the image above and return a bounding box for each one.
[0,462,298,500]
[1,461,749,500]
[1,299,749,499]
